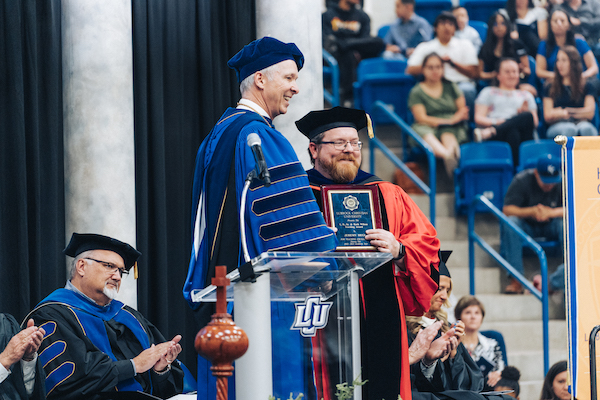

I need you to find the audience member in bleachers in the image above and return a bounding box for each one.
[479,11,536,95]
[383,0,433,60]
[408,53,469,178]
[493,366,521,399]
[406,261,487,395]
[453,6,483,53]
[504,0,549,57]
[559,0,600,58]
[539,360,571,400]
[533,263,566,293]
[536,8,598,80]
[406,12,479,111]
[454,296,505,390]
[543,45,598,137]
[474,58,537,162]
[500,154,563,294]
[322,0,386,105]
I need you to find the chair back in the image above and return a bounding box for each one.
[377,24,391,39]
[469,20,488,43]
[517,139,561,172]
[480,329,509,366]
[460,0,506,22]
[415,0,453,25]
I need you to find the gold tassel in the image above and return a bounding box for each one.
[366,113,374,139]
[134,262,138,280]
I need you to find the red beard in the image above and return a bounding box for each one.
[317,154,360,183]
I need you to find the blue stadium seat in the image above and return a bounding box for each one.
[415,0,453,25]
[353,58,415,124]
[461,0,505,23]
[323,49,340,107]
[455,141,514,214]
[377,24,391,39]
[480,330,508,366]
[469,20,488,43]
[517,139,561,172]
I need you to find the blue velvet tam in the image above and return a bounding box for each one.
[227,36,304,83]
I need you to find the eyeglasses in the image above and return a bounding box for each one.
[317,140,362,150]
[84,258,129,277]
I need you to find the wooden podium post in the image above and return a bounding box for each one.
[195,266,249,400]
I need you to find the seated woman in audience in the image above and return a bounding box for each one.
[536,8,598,81]
[408,52,469,178]
[505,0,548,57]
[455,295,505,390]
[540,360,571,400]
[543,45,598,138]
[474,58,538,162]
[406,261,485,394]
[479,10,536,95]
[493,366,522,399]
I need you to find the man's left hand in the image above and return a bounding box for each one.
[152,335,182,373]
[365,229,401,258]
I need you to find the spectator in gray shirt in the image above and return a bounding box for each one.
[559,0,600,56]
[383,0,433,60]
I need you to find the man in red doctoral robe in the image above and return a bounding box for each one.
[296,107,441,400]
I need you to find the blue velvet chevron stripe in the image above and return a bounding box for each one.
[39,340,65,368]
[45,361,75,396]
[37,289,150,392]
[251,187,315,216]
[249,162,308,190]
[259,211,328,241]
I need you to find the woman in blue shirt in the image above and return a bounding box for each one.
[536,8,598,81]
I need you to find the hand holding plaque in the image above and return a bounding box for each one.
[321,185,383,251]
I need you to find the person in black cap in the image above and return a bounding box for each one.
[184,37,337,399]
[500,154,563,294]
[297,106,441,400]
[26,233,184,400]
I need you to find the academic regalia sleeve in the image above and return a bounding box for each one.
[441,344,484,392]
[31,304,137,400]
[378,182,440,316]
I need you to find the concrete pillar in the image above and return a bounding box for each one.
[256,0,324,169]
[62,0,137,308]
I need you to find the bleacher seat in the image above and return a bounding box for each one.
[480,329,508,366]
[377,24,391,39]
[415,0,453,25]
[323,49,340,107]
[455,141,514,214]
[517,139,561,172]
[461,0,505,23]
[353,58,415,124]
[469,20,488,43]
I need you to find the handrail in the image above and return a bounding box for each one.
[369,100,436,226]
[468,194,549,374]
[322,49,339,107]
[590,325,600,400]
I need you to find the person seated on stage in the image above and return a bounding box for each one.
[296,106,441,400]
[0,314,45,399]
[493,366,522,399]
[454,295,505,390]
[323,0,386,104]
[406,11,479,112]
[453,6,483,53]
[27,233,184,400]
[500,155,563,294]
[539,360,570,400]
[473,57,538,163]
[543,45,598,139]
[382,0,433,60]
[406,258,486,395]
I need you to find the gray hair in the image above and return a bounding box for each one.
[239,63,279,96]
[69,250,94,279]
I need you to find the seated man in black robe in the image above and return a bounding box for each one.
[27,233,184,400]
[0,313,45,399]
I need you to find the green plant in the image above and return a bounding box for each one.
[268,394,304,400]
[334,376,367,400]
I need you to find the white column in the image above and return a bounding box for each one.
[62,0,137,308]
[256,0,324,169]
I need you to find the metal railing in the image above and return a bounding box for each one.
[322,49,339,107]
[468,194,550,374]
[368,100,436,226]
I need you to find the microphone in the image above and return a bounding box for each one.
[247,133,271,187]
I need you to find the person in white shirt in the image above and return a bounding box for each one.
[406,11,479,112]
[452,6,483,53]
[0,314,45,399]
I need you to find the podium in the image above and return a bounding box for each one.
[191,251,392,400]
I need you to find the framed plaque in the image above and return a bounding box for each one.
[321,185,383,251]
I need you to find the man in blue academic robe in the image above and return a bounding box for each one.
[183,37,337,399]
